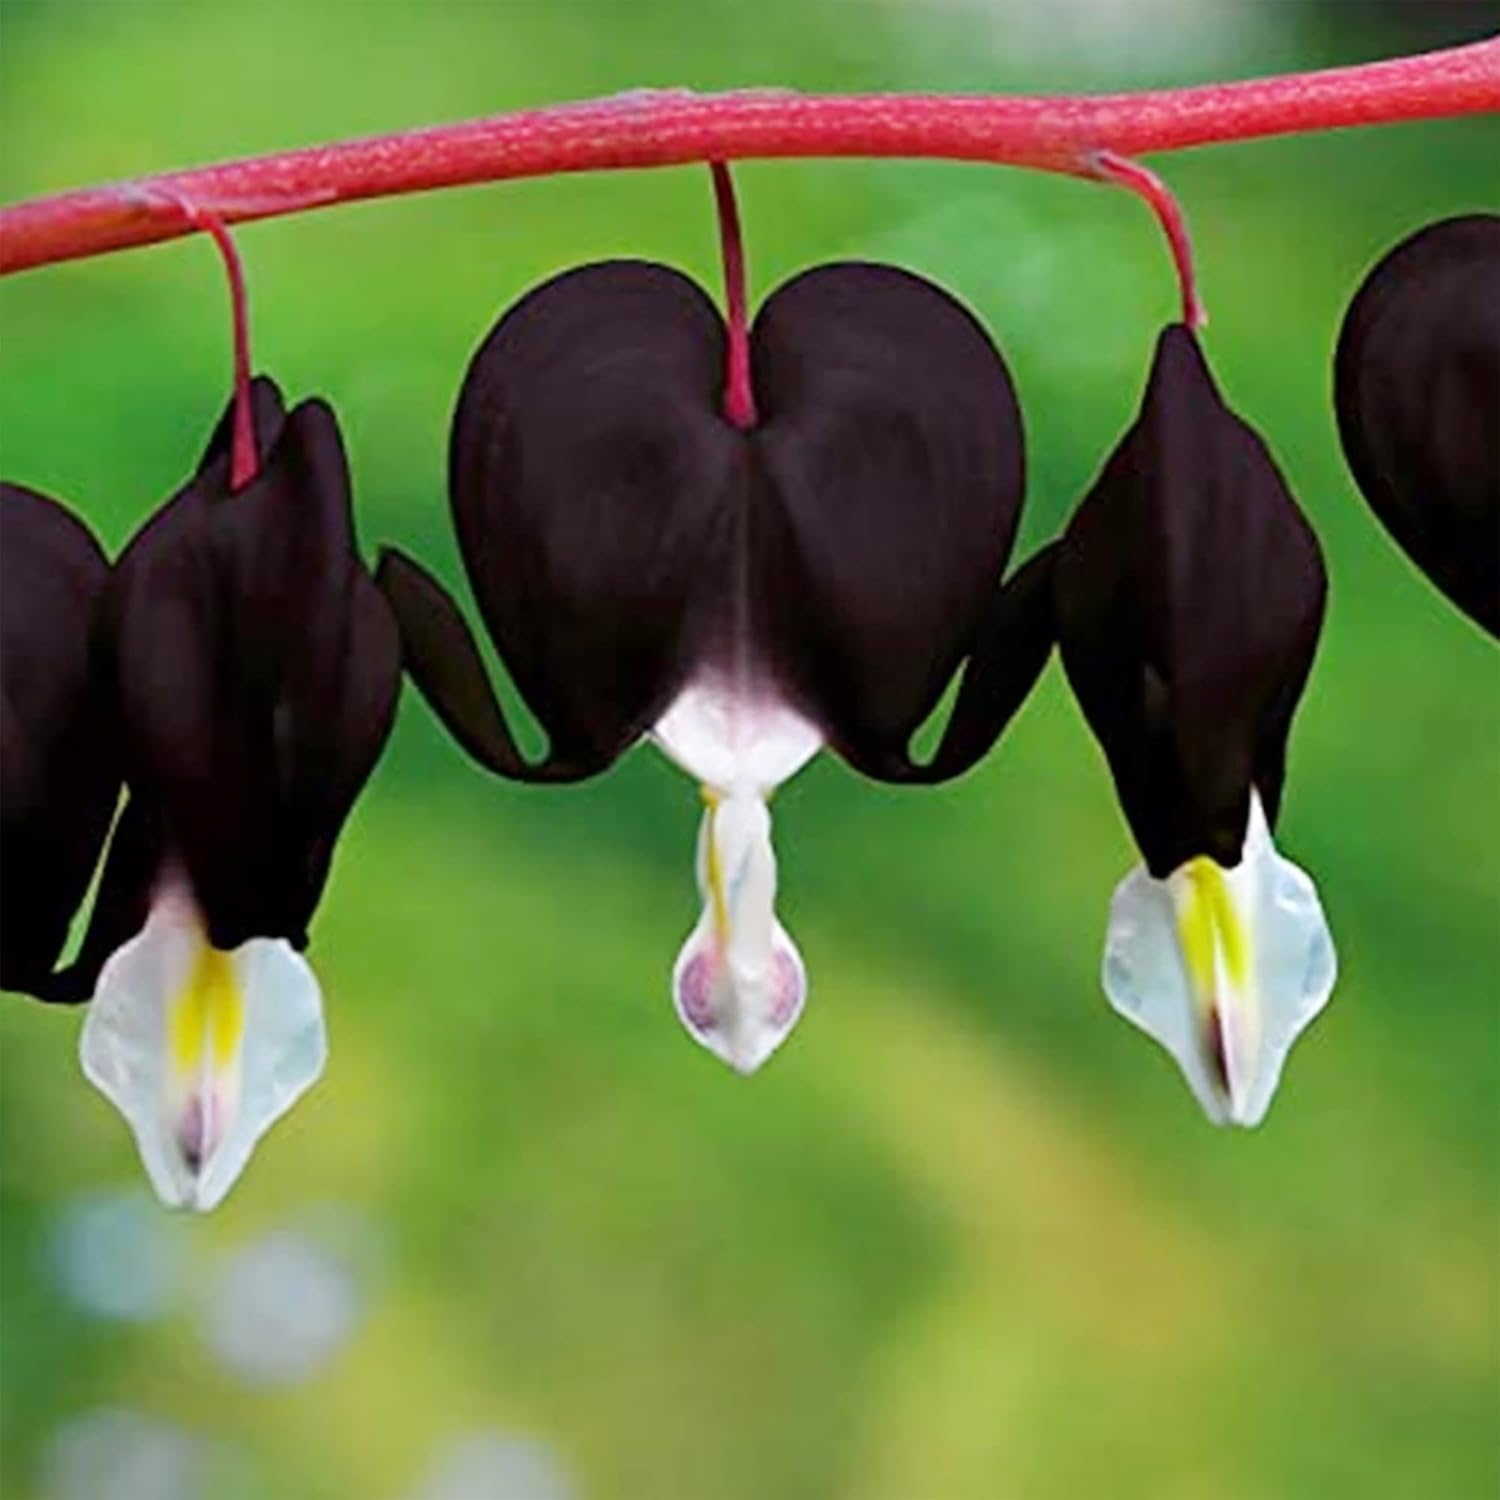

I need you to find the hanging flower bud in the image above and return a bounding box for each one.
[1335,213,1500,636]
[379,260,1054,1071]
[0,484,119,1001]
[1054,326,1335,1127]
[75,378,401,1210]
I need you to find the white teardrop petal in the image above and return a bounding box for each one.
[79,891,327,1212]
[1100,792,1336,1127]
[654,677,819,1073]
[1102,865,1230,1125]
[669,791,806,1074]
[672,909,806,1075]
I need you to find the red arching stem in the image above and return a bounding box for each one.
[203,215,258,491]
[158,192,258,489]
[1090,151,1205,329]
[710,162,756,430]
[0,39,1494,275]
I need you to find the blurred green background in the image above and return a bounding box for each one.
[1,2,1496,1497]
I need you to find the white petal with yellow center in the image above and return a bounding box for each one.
[1101,791,1336,1127]
[79,887,327,1211]
[652,679,822,1074]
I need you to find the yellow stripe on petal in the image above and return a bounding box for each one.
[1103,791,1335,1129]
[701,786,730,942]
[81,892,328,1213]
[1174,857,1251,1005]
[1174,859,1218,1004]
[169,942,245,1077]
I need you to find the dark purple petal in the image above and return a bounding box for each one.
[919,542,1058,784]
[196,376,288,481]
[106,435,281,945]
[448,260,742,773]
[376,549,605,782]
[105,389,399,948]
[0,483,119,1000]
[1055,326,1326,877]
[280,569,401,910]
[749,264,1025,778]
[1335,214,1500,636]
[403,260,1037,788]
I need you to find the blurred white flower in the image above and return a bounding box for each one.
[198,1230,360,1386]
[47,1188,187,1323]
[40,1409,205,1500]
[408,1432,576,1500]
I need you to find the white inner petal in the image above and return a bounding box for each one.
[1100,791,1337,1128]
[651,678,822,795]
[79,885,327,1212]
[652,679,821,1074]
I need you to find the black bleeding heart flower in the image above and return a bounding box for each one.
[1054,326,1335,1127]
[0,483,119,1002]
[1335,213,1500,637]
[71,378,401,1211]
[379,260,1055,1072]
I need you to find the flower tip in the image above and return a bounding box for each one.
[672,916,806,1076]
[1100,795,1335,1128]
[79,897,327,1213]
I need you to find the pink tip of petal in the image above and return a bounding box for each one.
[677,950,718,1034]
[769,946,804,1029]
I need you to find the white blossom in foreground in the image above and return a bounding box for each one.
[1102,792,1335,1126]
[377,260,1052,1072]
[81,887,326,1211]
[1055,327,1335,1125]
[653,681,821,1073]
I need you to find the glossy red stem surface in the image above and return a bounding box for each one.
[0,39,1494,276]
[710,162,756,430]
[192,210,259,489]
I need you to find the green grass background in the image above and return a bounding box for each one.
[1,2,1496,1496]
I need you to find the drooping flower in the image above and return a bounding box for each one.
[1335,213,1499,637]
[1054,326,1335,1127]
[72,378,401,1210]
[0,483,120,1001]
[379,259,1055,1071]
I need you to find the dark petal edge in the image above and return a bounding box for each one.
[196,376,288,481]
[43,797,164,1004]
[1054,326,1327,876]
[449,261,737,768]
[1334,214,1500,638]
[0,484,119,999]
[375,548,613,783]
[845,542,1058,784]
[750,263,1026,774]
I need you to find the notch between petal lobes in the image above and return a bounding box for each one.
[1101,792,1335,1127]
[79,885,327,1211]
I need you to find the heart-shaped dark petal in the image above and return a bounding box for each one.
[103,381,400,949]
[1335,213,1500,636]
[750,263,1029,779]
[0,483,119,999]
[444,260,742,775]
[389,259,1041,789]
[1055,327,1326,877]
